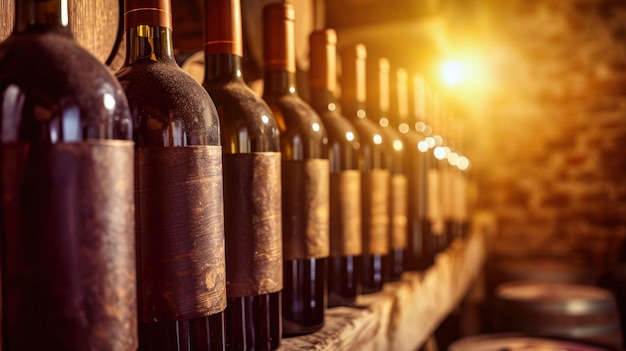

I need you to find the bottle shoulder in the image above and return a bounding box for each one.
[350,117,386,148]
[116,60,220,146]
[263,93,328,159]
[264,93,326,139]
[0,30,132,143]
[316,110,360,144]
[205,80,277,128]
[204,80,280,152]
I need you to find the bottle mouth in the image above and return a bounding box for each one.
[309,29,338,92]
[204,0,243,56]
[262,3,296,73]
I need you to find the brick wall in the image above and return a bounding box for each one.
[461,0,626,273]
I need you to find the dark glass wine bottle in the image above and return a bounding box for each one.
[426,90,446,255]
[340,44,390,294]
[406,74,436,270]
[202,0,282,349]
[365,58,407,283]
[115,1,226,350]
[0,1,136,350]
[390,68,430,271]
[308,29,362,307]
[437,101,454,252]
[262,3,329,336]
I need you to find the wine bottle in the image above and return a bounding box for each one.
[262,3,329,336]
[0,1,136,349]
[406,74,436,270]
[340,44,390,294]
[427,90,446,255]
[454,153,471,240]
[438,102,454,252]
[202,0,282,349]
[115,1,227,350]
[366,58,407,283]
[308,29,362,307]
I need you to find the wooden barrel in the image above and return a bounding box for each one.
[486,258,595,296]
[493,282,623,350]
[448,333,613,351]
[483,257,595,332]
[0,0,124,69]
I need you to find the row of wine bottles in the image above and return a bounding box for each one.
[0,0,471,350]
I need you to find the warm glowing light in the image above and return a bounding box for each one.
[434,135,443,146]
[312,123,320,132]
[103,93,116,110]
[418,140,429,152]
[448,152,459,166]
[357,109,366,118]
[425,137,435,148]
[457,156,470,171]
[393,139,403,151]
[261,115,269,124]
[61,0,69,25]
[440,59,464,87]
[289,87,296,93]
[328,103,336,111]
[399,123,410,134]
[415,121,426,133]
[434,146,447,160]
[379,117,389,128]
[346,131,355,141]
[373,134,383,145]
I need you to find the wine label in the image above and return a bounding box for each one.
[1,141,137,350]
[362,169,390,255]
[222,152,283,298]
[137,146,226,321]
[330,170,362,257]
[282,159,330,261]
[390,174,408,250]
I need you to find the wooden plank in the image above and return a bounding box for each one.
[70,0,121,64]
[1,0,15,42]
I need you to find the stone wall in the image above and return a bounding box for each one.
[460,0,626,273]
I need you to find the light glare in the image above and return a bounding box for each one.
[393,139,403,151]
[434,146,447,160]
[440,59,464,87]
[379,117,389,128]
[373,134,383,145]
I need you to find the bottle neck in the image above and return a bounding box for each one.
[263,70,297,97]
[124,25,176,65]
[309,88,337,113]
[341,100,368,120]
[203,53,244,83]
[15,0,70,33]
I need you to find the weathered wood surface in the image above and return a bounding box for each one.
[0,0,121,65]
[0,0,15,42]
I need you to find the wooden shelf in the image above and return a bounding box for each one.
[279,224,487,351]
